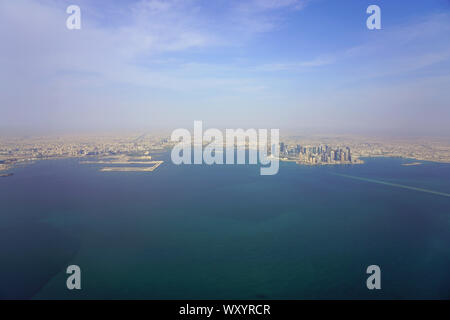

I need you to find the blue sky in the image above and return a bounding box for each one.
[1,0,449,135]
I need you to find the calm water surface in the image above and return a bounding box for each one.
[0,154,449,299]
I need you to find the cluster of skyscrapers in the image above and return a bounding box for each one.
[279,143,353,164]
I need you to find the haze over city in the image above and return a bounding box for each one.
[1,0,449,135]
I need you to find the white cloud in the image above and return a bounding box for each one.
[240,0,308,11]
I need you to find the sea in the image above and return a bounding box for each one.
[0,153,449,299]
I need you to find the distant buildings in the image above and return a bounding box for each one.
[279,143,356,165]
[0,135,172,172]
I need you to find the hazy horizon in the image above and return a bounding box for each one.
[1,0,450,135]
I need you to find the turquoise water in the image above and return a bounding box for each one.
[0,155,449,299]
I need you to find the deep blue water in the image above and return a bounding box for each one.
[0,154,449,299]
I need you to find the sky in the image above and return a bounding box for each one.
[0,0,449,135]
